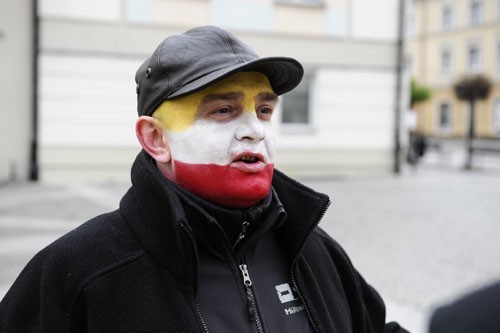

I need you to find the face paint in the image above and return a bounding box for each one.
[154,72,277,208]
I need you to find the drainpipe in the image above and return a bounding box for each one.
[393,0,406,174]
[29,0,39,181]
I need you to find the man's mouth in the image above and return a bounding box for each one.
[238,155,260,163]
[231,153,266,172]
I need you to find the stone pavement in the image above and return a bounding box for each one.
[1,165,500,333]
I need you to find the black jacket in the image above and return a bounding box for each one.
[429,281,500,333]
[0,151,407,333]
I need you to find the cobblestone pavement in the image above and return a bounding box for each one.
[1,164,500,333]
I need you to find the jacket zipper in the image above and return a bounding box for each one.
[233,220,250,249]
[238,263,264,333]
[180,223,210,333]
[290,200,331,333]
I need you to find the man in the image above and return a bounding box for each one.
[0,26,407,332]
[429,281,500,333]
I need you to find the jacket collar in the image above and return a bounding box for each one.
[120,150,331,283]
[271,170,331,260]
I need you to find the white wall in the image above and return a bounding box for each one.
[277,68,395,150]
[39,54,140,148]
[352,0,399,40]
[39,54,142,182]
[39,0,121,21]
[0,0,33,182]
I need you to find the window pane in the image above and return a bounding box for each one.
[439,103,452,130]
[442,5,452,30]
[494,99,500,132]
[125,0,153,23]
[497,42,500,69]
[469,45,481,70]
[212,0,272,32]
[282,74,310,124]
[275,0,323,6]
[441,49,451,72]
[470,1,482,25]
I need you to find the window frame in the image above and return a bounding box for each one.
[279,70,315,133]
[437,101,453,133]
[496,36,500,73]
[468,42,482,72]
[440,46,452,74]
[274,0,324,7]
[493,98,500,133]
[470,0,483,25]
[442,3,454,31]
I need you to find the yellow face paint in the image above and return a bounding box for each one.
[153,71,274,132]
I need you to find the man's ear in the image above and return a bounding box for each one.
[136,116,171,164]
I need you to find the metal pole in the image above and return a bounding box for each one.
[465,99,475,170]
[393,0,406,174]
[29,0,39,181]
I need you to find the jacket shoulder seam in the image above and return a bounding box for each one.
[66,250,147,324]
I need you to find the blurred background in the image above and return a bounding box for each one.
[1,0,500,332]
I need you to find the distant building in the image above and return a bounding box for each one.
[1,0,404,183]
[407,0,500,139]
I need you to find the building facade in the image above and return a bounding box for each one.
[2,0,404,183]
[408,0,500,139]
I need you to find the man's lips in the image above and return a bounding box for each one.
[230,152,267,172]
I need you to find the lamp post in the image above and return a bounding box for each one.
[453,74,492,170]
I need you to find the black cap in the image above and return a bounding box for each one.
[135,25,304,116]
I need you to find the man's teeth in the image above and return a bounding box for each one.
[240,156,257,163]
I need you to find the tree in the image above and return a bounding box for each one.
[407,79,431,166]
[453,74,492,170]
[410,79,431,107]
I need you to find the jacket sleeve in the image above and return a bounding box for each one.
[297,227,409,333]
[0,245,83,332]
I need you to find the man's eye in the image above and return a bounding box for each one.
[258,107,274,117]
[214,107,232,114]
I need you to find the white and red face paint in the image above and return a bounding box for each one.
[153,72,277,208]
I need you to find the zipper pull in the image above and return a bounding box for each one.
[239,264,256,322]
[233,221,250,249]
[239,264,252,287]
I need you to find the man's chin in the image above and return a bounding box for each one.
[173,161,274,208]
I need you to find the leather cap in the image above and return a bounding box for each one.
[135,26,304,116]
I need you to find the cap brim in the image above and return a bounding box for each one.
[167,57,304,100]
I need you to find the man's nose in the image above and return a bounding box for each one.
[235,111,265,142]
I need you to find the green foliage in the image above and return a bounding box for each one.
[410,79,431,107]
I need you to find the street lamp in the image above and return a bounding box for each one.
[453,74,492,170]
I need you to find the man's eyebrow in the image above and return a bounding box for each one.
[200,92,244,104]
[257,92,279,102]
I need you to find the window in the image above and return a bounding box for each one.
[406,56,414,76]
[281,72,311,127]
[442,4,453,31]
[438,102,452,132]
[325,5,348,37]
[407,13,416,37]
[468,44,481,71]
[212,0,272,31]
[470,0,483,25]
[441,48,452,73]
[497,40,500,70]
[494,99,500,132]
[275,0,324,6]
[124,0,153,22]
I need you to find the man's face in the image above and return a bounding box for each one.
[154,71,278,208]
